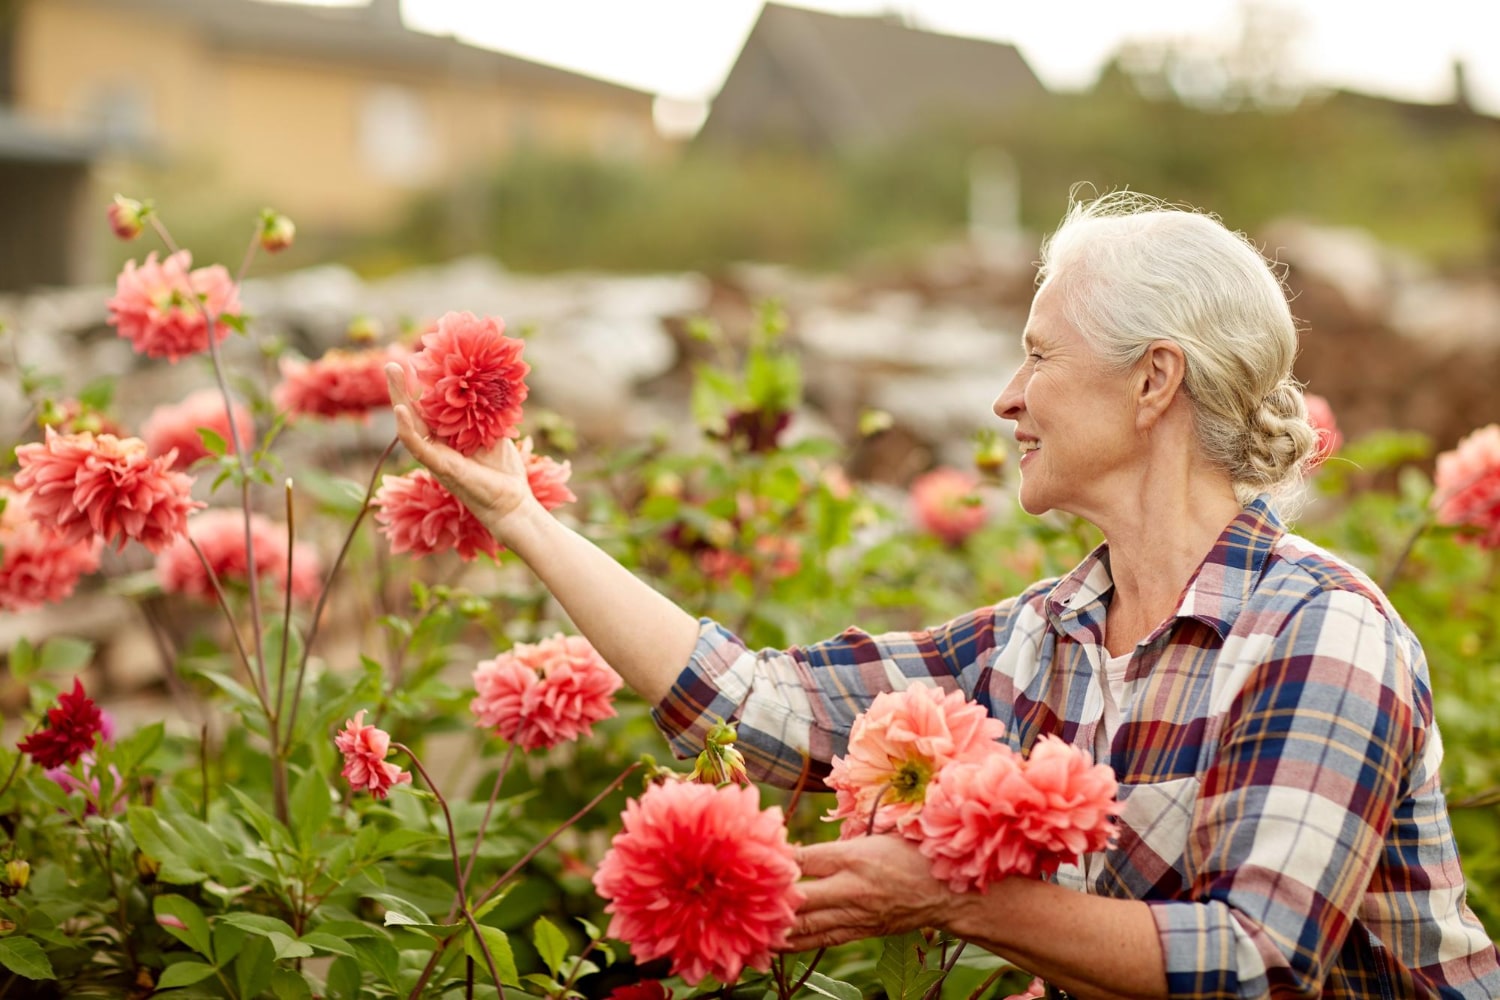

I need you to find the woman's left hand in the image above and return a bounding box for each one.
[786,834,958,951]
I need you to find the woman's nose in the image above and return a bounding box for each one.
[993,369,1024,420]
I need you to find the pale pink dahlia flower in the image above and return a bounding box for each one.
[910,467,987,546]
[334,710,412,800]
[372,469,498,560]
[1433,424,1500,549]
[273,345,408,421]
[141,389,253,470]
[593,781,802,986]
[825,684,1007,839]
[410,311,529,456]
[14,428,202,553]
[0,484,102,612]
[471,634,622,751]
[518,436,575,511]
[107,251,240,363]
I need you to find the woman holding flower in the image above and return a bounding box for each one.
[387,192,1500,998]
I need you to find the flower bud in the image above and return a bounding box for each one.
[0,918,14,934]
[974,435,1008,479]
[346,315,382,345]
[259,210,296,253]
[136,851,161,883]
[3,859,29,893]
[107,195,147,240]
[647,471,684,500]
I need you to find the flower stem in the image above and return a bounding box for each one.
[471,761,640,914]
[788,947,828,997]
[965,967,1007,1000]
[186,538,270,715]
[457,742,518,897]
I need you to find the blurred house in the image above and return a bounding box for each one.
[0,0,663,290]
[697,3,1046,151]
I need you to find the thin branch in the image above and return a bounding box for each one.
[187,538,270,715]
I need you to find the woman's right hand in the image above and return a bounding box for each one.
[383,363,539,540]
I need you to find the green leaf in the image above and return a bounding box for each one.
[236,935,275,998]
[77,377,115,411]
[298,468,371,517]
[877,932,944,1000]
[110,721,164,775]
[38,636,95,673]
[298,931,359,959]
[9,639,36,680]
[156,960,219,990]
[532,916,568,977]
[353,936,403,992]
[271,967,315,999]
[289,766,332,851]
[128,807,210,884]
[154,895,214,959]
[197,427,228,457]
[325,955,363,1000]
[796,968,863,1000]
[0,937,56,980]
[464,925,520,987]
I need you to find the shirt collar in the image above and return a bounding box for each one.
[1045,496,1286,640]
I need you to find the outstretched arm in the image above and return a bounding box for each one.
[384,363,699,703]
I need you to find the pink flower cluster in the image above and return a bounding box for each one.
[334,710,412,800]
[1433,424,1500,549]
[14,428,202,553]
[593,781,802,986]
[0,484,102,612]
[141,389,253,470]
[107,251,240,363]
[910,467,988,546]
[470,634,622,751]
[517,436,575,510]
[156,508,321,603]
[273,345,409,421]
[409,311,530,455]
[826,685,1118,892]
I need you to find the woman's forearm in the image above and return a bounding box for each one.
[497,501,700,704]
[947,877,1169,1000]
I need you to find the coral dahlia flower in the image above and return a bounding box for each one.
[471,634,622,751]
[156,508,321,603]
[334,710,412,800]
[0,485,102,612]
[107,251,241,363]
[373,470,499,561]
[518,436,575,511]
[14,428,202,553]
[918,736,1117,891]
[593,781,802,986]
[910,467,988,546]
[141,389,253,470]
[18,679,104,769]
[273,345,408,421]
[1303,393,1342,473]
[1433,424,1500,549]
[409,311,529,456]
[826,684,1007,839]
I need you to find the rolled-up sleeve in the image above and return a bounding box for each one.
[1148,589,1415,998]
[651,603,1012,789]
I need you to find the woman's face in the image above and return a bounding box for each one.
[992,281,1139,519]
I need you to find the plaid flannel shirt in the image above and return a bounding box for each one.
[652,498,1500,998]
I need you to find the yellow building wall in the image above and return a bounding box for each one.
[13,0,665,233]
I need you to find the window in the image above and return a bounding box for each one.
[358,85,436,184]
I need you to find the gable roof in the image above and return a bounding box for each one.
[69,0,653,101]
[700,3,1045,148]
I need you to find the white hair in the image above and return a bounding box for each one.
[1037,190,1316,507]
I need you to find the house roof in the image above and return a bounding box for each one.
[70,0,653,101]
[702,2,1046,147]
[0,111,103,164]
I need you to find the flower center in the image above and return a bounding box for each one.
[887,758,933,804]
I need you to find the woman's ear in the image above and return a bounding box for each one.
[1135,340,1187,430]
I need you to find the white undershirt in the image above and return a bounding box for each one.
[1095,650,1134,762]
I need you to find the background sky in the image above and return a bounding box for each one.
[375,0,1500,115]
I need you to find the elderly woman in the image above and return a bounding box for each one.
[385,193,1500,998]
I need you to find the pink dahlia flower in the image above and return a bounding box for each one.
[911,467,987,546]
[593,781,802,986]
[918,736,1118,892]
[471,634,622,751]
[608,984,673,1000]
[409,311,529,456]
[825,684,1007,839]
[156,508,321,603]
[1303,393,1342,473]
[518,436,575,511]
[696,536,802,584]
[334,710,412,800]
[14,428,202,553]
[107,251,241,363]
[1433,424,1500,549]
[141,389,253,470]
[0,485,102,612]
[1001,978,1047,1000]
[373,469,498,561]
[44,754,126,816]
[273,345,408,421]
